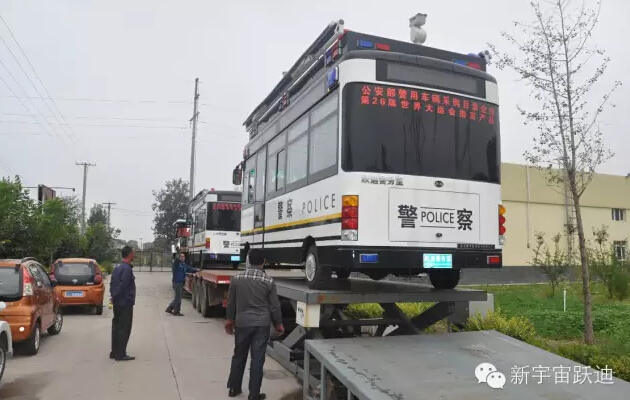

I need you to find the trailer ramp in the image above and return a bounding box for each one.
[303,331,630,400]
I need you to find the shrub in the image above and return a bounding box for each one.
[530,231,571,296]
[557,343,630,382]
[463,309,536,342]
[588,225,630,301]
[100,260,114,275]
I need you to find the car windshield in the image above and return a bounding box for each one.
[57,263,94,276]
[0,267,22,299]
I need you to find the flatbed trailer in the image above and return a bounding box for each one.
[184,268,304,317]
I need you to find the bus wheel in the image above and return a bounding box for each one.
[304,245,331,289]
[232,262,240,269]
[191,279,198,309]
[336,269,351,279]
[428,269,461,290]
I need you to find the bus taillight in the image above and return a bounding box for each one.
[341,195,359,241]
[205,237,211,249]
[498,204,506,244]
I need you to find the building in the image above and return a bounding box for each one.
[501,163,630,267]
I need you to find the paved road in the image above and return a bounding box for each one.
[0,272,301,400]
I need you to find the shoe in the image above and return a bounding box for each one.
[165,307,173,314]
[248,394,266,400]
[228,388,242,397]
[115,355,135,361]
[109,352,114,359]
[173,312,184,316]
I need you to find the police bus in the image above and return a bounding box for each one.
[232,18,506,289]
[187,189,242,269]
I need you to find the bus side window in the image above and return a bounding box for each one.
[248,169,255,204]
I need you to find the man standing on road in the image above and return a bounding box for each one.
[166,252,199,316]
[225,249,284,400]
[109,245,136,361]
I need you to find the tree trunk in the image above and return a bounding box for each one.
[572,192,595,344]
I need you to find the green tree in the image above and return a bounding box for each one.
[0,176,39,258]
[488,0,621,344]
[530,231,571,296]
[88,204,108,227]
[151,178,189,246]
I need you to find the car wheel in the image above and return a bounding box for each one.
[24,322,41,355]
[48,309,63,335]
[428,269,461,290]
[95,305,104,315]
[0,335,7,383]
[304,245,331,289]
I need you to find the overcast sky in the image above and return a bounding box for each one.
[1,0,628,244]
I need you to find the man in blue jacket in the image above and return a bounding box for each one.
[110,245,136,361]
[166,252,199,316]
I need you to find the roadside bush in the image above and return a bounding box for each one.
[463,308,536,342]
[100,260,114,275]
[345,302,434,319]
[557,343,630,382]
[530,231,571,296]
[588,225,630,301]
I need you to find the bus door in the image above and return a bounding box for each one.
[252,147,267,248]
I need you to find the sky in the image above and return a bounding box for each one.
[0,0,628,244]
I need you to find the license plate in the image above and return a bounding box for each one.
[64,291,84,298]
[423,254,453,269]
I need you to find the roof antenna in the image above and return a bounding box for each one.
[409,13,427,45]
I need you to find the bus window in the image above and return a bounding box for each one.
[255,150,266,202]
[309,95,338,176]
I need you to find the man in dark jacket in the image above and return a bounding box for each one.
[109,245,136,361]
[225,249,284,400]
[166,252,199,316]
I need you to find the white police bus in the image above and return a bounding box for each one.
[187,189,242,269]
[232,19,506,289]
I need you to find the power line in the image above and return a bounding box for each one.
[0,58,70,144]
[0,120,188,130]
[0,94,193,105]
[0,156,13,174]
[1,112,190,123]
[0,19,78,143]
[0,73,54,139]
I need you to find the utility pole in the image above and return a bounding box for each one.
[102,202,117,231]
[76,162,96,233]
[189,78,200,200]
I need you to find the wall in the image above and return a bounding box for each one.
[501,163,630,266]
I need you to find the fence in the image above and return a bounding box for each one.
[112,250,173,272]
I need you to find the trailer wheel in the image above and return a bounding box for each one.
[200,284,210,317]
[191,279,198,309]
[304,245,331,289]
[428,269,461,290]
[196,281,203,313]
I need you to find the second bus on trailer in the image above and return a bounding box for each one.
[232,18,507,289]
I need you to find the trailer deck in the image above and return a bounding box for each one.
[303,331,630,399]
[268,277,487,388]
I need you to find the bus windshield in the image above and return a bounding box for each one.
[206,202,241,231]
[341,82,500,183]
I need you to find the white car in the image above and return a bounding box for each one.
[0,301,13,384]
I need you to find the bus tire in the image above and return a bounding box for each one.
[304,245,331,289]
[200,285,210,318]
[232,262,240,269]
[366,271,389,281]
[428,269,461,290]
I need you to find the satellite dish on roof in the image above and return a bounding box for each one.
[410,13,427,45]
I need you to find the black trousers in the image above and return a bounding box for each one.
[111,305,133,358]
[227,326,270,397]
